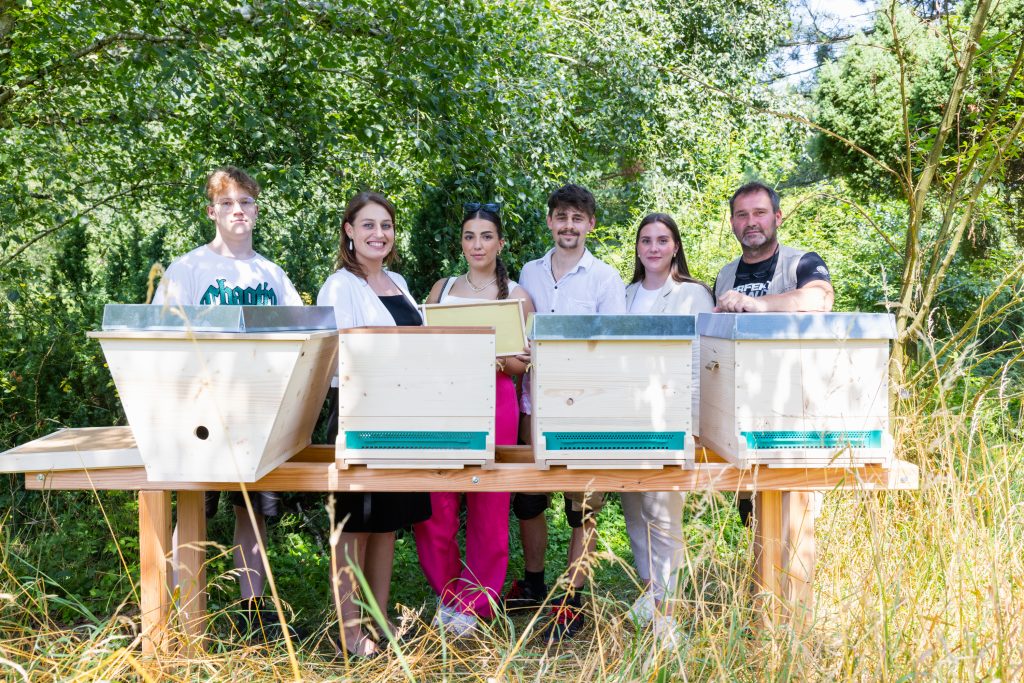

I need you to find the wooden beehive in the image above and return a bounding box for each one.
[698,312,895,468]
[89,304,338,482]
[335,326,496,468]
[530,314,696,469]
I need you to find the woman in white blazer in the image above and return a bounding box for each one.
[316,192,430,658]
[622,213,713,640]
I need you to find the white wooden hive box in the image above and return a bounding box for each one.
[530,314,696,469]
[336,326,496,468]
[89,304,338,482]
[698,312,896,469]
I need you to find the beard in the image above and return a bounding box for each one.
[739,221,776,249]
[556,230,581,248]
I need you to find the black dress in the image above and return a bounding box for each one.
[328,295,432,533]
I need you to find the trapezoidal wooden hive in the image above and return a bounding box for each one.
[90,304,338,482]
[335,326,496,468]
[530,314,697,469]
[698,312,895,469]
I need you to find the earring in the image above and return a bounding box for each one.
[348,239,354,251]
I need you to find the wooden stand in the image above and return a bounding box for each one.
[12,428,917,654]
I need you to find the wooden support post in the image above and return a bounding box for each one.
[175,490,207,651]
[138,491,171,655]
[754,490,784,626]
[753,490,817,630]
[781,491,816,629]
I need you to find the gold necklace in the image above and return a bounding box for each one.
[465,273,497,292]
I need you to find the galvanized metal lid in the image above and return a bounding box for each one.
[531,314,696,340]
[101,304,337,332]
[697,312,897,340]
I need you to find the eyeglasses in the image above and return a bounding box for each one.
[214,198,257,211]
[463,202,501,215]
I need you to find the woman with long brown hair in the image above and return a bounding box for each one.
[316,191,431,657]
[622,212,712,643]
[413,203,534,636]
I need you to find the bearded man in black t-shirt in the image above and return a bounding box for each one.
[713,181,834,312]
[712,181,835,525]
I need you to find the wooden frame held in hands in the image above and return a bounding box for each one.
[421,298,527,357]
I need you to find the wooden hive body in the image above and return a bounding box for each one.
[91,330,337,482]
[336,327,496,468]
[698,313,895,468]
[530,315,696,469]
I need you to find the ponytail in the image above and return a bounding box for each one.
[495,255,510,300]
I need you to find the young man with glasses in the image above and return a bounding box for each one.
[508,184,626,641]
[153,166,303,642]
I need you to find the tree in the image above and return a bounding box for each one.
[811,0,1024,376]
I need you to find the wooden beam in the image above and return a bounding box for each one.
[138,491,171,655]
[175,490,207,652]
[753,491,784,626]
[782,491,816,629]
[27,458,919,493]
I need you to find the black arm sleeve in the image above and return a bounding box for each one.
[795,252,831,288]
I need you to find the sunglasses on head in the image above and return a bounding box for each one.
[463,202,501,215]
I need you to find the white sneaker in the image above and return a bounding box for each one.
[433,603,478,637]
[627,591,655,626]
[652,614,686,651]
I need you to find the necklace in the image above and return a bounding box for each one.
[465,273,497,292]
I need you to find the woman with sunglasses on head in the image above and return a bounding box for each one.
[622,212,713,643]
[316,191,431,658]
[413,202,535,636]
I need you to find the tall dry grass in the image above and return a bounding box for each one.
[1,357,1022,681]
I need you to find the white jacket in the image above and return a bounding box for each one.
[624,278,714,315]
[316,267,419,329]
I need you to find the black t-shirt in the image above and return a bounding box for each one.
[730,249,831,298]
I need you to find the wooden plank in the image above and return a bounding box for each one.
[0,427,142,472]
[175,490,207,650]
[533,340,691,422]
[260,333,337,479]
[699,337,739,462]
[754,490,784,626]
[338,333,495,417]
[138,491,171,655]
[735,340,888,422]
[782,491,815,629]
[27,458,919,492]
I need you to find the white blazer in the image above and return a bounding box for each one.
[316,267,419,330]
[625,278,713,435]
[624,278,714,315]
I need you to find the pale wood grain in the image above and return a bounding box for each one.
[139,491,171,655]
[175,490,206,650]
[532,338,696,468]
[337,329,496,468]
[96,333,336,483]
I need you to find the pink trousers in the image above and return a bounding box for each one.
[414,372,516,618]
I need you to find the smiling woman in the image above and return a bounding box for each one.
[315,191,432,657]
[622,211,713,633]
